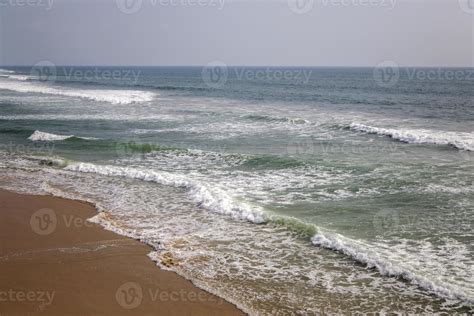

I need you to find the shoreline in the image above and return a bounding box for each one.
[0,189,244,315]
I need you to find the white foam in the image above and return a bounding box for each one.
[0,114,177,121]
[28,130,73,141]
[28,130,96,141]
[311,233,474,305]
[8,74,30,81]
[64,162,267,224]
[0,77,155,104]
[350,123,474,151]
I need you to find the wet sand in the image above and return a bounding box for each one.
[0,189,244,315]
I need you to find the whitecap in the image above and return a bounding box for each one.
[350,123,474,151]
[28,130,97,141]
[0,77,155,104]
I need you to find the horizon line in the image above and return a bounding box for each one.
[1,65,473,68]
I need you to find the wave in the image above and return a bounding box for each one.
[60,159,318,236]
[21,74,211,93]
[0,69,14,74]
[29,156,474,306]
[0,77,155,104]
[28,130,97,142]
[243,114,309,125]
[350,123,474,151]
[57,159,474,306]
[63,162,267,224]
[311,233,474,305]
[7,75,30,81]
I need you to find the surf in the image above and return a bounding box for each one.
[350,123,474,151]
[28,130,98,142]
[0,76,155,105]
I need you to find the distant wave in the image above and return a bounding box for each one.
[350,123,474,151]
[0,69,14,74]
[28,130,97,142]
[0,77,155,104]
[243,114,309,125]
[18,74,211,93]
[7,75,30,81]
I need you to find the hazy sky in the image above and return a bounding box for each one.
[0,0,472,66]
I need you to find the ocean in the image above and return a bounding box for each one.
[0,66,473,314]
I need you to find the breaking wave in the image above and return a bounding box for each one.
[350,123,474,151]
[0,76,155,104]
[28,130,97,142]
[64,162,267,224]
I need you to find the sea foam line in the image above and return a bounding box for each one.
[311,233,474,305]
[350,123,474,151]
[64,162,266,224]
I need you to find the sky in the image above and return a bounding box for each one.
[0,0,473,67]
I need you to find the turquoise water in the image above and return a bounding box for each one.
[0,66,473,314]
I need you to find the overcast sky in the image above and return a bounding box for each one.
[0,0,472,66]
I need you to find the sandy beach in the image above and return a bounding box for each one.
[0,189,244,315]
